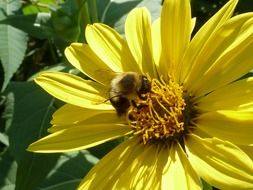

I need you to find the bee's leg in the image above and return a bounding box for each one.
[131,100,137,108]
[138,93,148,100]
[131,100,147,109]
[110,96,130,116]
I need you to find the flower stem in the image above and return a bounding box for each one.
[89,0,99,22]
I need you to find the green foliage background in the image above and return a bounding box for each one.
[0,0,252,189]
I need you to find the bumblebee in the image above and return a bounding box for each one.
[109,72,151,116]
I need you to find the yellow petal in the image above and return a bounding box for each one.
[51,104,103,126]
[191,17,196,34]
[28,123,131,153]
[160,0,191,81]
[186,134,253,189]
[34,72,113,110]
[65,43,116,85]
[151,17,196,78]
[50,105,117,132]
[195,110,253,146]
[50,111,123,133]
[78,138,160,190]
[113,141,160,189]
[180,0,238,84]
[197,77,253,111]
[161,143,202,190]
[187,13,253,97]
[125,7,156,78]
[78,138,198,190]
[151,17,161,68]
[239,145,253,162]
[85,23,140,72]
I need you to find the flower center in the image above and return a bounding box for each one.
[127,77,186,144]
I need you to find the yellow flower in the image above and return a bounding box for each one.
[28,0,253,189]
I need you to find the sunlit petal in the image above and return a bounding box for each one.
[86,23,140,72]
[65,43,115,85]
[194,110,253,146]
[180,0,238,84]
[160,0,191,81]
[191,17,196,34]
[151,18,161,68]
[78,138,160,189]
[239,145,253,162]
[125,7,156,78]
[161,143,202,190]
[35,72,112,110]
[197,77,253,111]
[50,106,117,132]
[186,134,253,189]
[28,123,131,153]
[187,13,253,96]
[51,104,108,126]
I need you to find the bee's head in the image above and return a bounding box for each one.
[138,75,151,94]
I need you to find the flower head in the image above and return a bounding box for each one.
[28,0,253,189]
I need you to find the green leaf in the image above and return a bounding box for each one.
[0,149,17,190]
[88,139,121,159]
[0,0,28,92]
[51,0,85,43]
[0,13,53,39]
[4,81,99,190]
[0,133,9,146]
[0,0,91,45]
[97,0,162,34]
[39,151,98,190]
[5,81,60,190]
[201,178,213,190]
[22,0,59,15]
[27,63,72,81]
[0,92,15,147]
[96,0,110,21]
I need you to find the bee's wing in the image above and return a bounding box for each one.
[94,69,120,85]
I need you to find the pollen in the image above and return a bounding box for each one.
[127,77,186,144]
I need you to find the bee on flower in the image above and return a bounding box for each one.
[28,0,253,189]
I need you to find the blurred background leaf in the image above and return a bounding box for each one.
[22,0,60,15]
[97,0,161,34]
[0,0,28,92]
[0,149,17,190]
[38,150,98,190]
[2,81,98,190]
[201,178,213,190]
[5,81,60,190]
[0,13,53,40]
